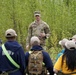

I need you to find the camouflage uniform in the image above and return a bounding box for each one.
[26,20,51,49]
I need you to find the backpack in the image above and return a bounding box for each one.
[28,50,44,75]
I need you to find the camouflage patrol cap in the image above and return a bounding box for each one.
[34,11,41,16]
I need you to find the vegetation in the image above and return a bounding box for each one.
[0,0,76,61]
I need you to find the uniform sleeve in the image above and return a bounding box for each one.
[54,55,62,71]
[44,23,51,38]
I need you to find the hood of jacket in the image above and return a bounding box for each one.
[31,45,43,51]
[4,40,21,52]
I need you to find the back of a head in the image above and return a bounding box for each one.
[5,29,17,39]
[59,38,69,47]
[30,36,40,46]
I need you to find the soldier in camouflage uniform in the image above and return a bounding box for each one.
[26,11,51,50]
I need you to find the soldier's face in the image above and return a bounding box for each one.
[35,15,41,21]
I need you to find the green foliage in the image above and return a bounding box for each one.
[0,0,76,61]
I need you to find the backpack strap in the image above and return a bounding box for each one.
[29,51,42,57]
[2,44,20,69]
[33,51,42,57]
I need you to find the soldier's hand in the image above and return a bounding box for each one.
[40,33,46,37]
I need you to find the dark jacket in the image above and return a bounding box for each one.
[25,45,54,75]
[0,40,26,75]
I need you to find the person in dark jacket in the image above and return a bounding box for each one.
[0,29,26,75]
[25,36,54,75]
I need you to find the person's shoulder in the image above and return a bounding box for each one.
[30,21,36,26]
[41,20,49,27]
[41,20,48,24]
[41,20,47,24]
[42,50,49,56]
[29,21,35,28]
[58,54,63,60]
[42,51,52,61]
[25,52,29,55]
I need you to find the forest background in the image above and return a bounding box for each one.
[0,0,76,62]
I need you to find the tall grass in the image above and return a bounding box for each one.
[0,0,76,60]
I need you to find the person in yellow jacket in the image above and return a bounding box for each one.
[54,40,76,75]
